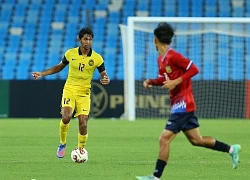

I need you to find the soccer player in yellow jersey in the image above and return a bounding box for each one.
[32,27,110,158]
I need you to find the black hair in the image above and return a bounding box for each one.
[154,22,175,44]
[78,27,94,39]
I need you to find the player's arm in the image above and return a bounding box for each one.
[143,76,166,90]
[143,56,166,89]
[97,62,110,85]
[32,61,67,80]
[180,63,199,81]
[143,60,166,90]
[163,64,199,90]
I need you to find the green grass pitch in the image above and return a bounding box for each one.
[0,119,249,180]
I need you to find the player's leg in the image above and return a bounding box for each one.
[60,107,73,144]
[57,89,75,158]
[183,115,241,168]
[136,130,177,180]
[75,92,91,149]
[57,106,73,158]
[136,114,181,180]
[154,130,177,177]
[77,115,89,148]
[184,127,223,148]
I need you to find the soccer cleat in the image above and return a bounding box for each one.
[57,144,66,158]
[230,144,241,169]
[136,175,158,180]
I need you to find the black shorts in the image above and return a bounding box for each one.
[165,112,199,133]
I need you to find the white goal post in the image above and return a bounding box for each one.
[120,17,250,121]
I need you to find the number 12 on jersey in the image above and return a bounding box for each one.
[79,63,85,71]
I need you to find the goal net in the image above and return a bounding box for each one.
[120,17,250,121]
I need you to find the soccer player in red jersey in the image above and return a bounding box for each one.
[136,23,241,180]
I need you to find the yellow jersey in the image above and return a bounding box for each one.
[62,47,105,92]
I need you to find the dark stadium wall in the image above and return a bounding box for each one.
[1,80,248,119]
[134,81,246,119]
[192,81,245,119]
[9,80,64,118]
[0,81,9,118]
[8,80,124,118]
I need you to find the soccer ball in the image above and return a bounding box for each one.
[70,148,88,163]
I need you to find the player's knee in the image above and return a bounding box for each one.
[159,135,171,145]
[62,113,72,123]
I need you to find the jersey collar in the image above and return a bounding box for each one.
[78,47,92,56]
[161,48,171,62]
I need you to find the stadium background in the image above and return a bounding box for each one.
[0,0,249,118]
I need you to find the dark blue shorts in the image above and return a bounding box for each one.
[165,112,199,133]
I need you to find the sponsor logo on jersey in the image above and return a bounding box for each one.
[88,59,94,66]
[165,66,172,73]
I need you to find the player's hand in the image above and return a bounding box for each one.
[143,79,152,90]
[32,72,43,80]
[162,79,176,90]
[100,75,110,85]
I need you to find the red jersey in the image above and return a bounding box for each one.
[152,48,199,114]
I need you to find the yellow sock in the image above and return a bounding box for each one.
[78,133,88,148]
[59,120,69,144]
